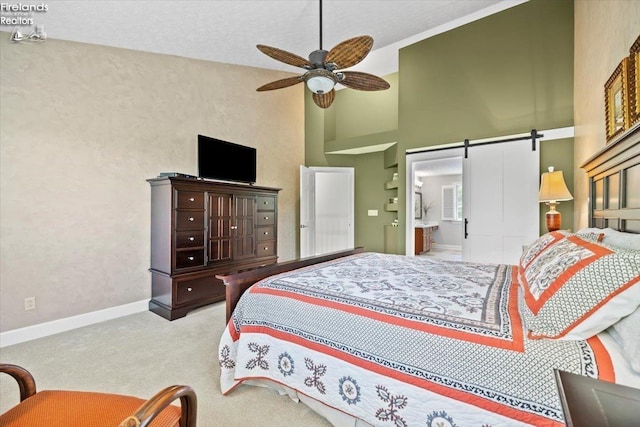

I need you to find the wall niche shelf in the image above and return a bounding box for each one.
[384,202,398,212]
[384,174,399,212]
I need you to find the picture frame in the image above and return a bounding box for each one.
[414,192,422,219]
[629,35,640,126]
[604,57,630,143]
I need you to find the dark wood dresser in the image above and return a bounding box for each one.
[147,176,280,320]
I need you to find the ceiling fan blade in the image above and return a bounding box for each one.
[339,71,390,91]
[312,89,335,109]
[257,45,311,69]
[257,76,304,92]
[325,36,374,69]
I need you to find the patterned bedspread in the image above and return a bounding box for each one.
[219,253,613,427]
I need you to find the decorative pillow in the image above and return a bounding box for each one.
[517,230,597,293]
[577,227,640,250]
[519,234,640,340]
[608,307,640,373]
[519,230,571,270]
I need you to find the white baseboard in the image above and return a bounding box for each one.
[0,299,149,348]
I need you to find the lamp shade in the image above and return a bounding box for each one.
[538,167,573,202]
[306,75,335,94]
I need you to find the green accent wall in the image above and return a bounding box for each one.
[305,0,574,254]
[354,152,398,252]
[399,0,574,149]
[334,73,399,141]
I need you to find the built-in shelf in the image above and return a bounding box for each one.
[385,179,398,190]
[384,173,399,213]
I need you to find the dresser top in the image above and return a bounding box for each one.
[147,176,281,192]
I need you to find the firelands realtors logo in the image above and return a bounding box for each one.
[1,3,48,43]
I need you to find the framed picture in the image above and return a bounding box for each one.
[629,35,640,126]
[414,192,422,219]
[605,57,630,143]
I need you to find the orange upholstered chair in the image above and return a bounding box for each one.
[0,364,197,427]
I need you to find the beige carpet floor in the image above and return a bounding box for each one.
[0,302,331,426]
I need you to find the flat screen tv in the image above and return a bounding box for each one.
[198,135,256,184]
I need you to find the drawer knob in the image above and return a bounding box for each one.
[264,231,268,235]
[188,256,195,261]
[189,197,195,202]
[188,237,195,241]
[187,287,193,292]
[264,216,269,220]
[264,201,269,205]
[188,217,195,222]
[263,246,268,250]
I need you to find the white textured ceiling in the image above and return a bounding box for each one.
[8,0,526,76]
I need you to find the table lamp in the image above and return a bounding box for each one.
[538,166,573,232]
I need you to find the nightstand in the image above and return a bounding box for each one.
[555,370,640,427]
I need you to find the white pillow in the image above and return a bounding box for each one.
[577,227,640,250]
[609,307,640,373]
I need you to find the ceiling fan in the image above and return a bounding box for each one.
[256,0,390,109]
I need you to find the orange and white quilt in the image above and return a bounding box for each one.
[219,253,614,427]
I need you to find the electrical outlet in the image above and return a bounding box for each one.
[24,296,36,311]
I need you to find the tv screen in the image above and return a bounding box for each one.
[198,135,257,184]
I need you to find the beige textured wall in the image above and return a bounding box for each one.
[0,37,304,332]
[574,1,640,229]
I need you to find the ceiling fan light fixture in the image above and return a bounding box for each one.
[255,1,387,106]
[306,74,335,94]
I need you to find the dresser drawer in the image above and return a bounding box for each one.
[257,212,275,226]
[175,275,224,305]
[257,196,276,211]
[175,210,205,231]
[175,249,205,269]
[175,231,204,248]
[176,190,204,209]
[256,240,276,257]
[257,226,275,241]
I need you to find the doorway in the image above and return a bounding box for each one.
[406,139,539,265]
[300,166,355,257]
[414,157,464,261]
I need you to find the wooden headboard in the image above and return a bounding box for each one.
[580,123,640,232]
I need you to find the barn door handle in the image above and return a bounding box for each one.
[464,218,469,239]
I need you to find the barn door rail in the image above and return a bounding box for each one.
[409,129,543,159]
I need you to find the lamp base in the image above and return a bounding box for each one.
[546,210,561,232]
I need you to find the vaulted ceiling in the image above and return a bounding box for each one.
[18,1,525,76]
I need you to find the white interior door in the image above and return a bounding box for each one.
[462,140,539,264]
[300,166,316,258]
[300,166,354,257]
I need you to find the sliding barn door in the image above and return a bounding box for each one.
[462,140,539,265]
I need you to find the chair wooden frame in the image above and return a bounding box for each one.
[0,363,197,427]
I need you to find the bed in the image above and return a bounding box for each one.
[218,127,640,427]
